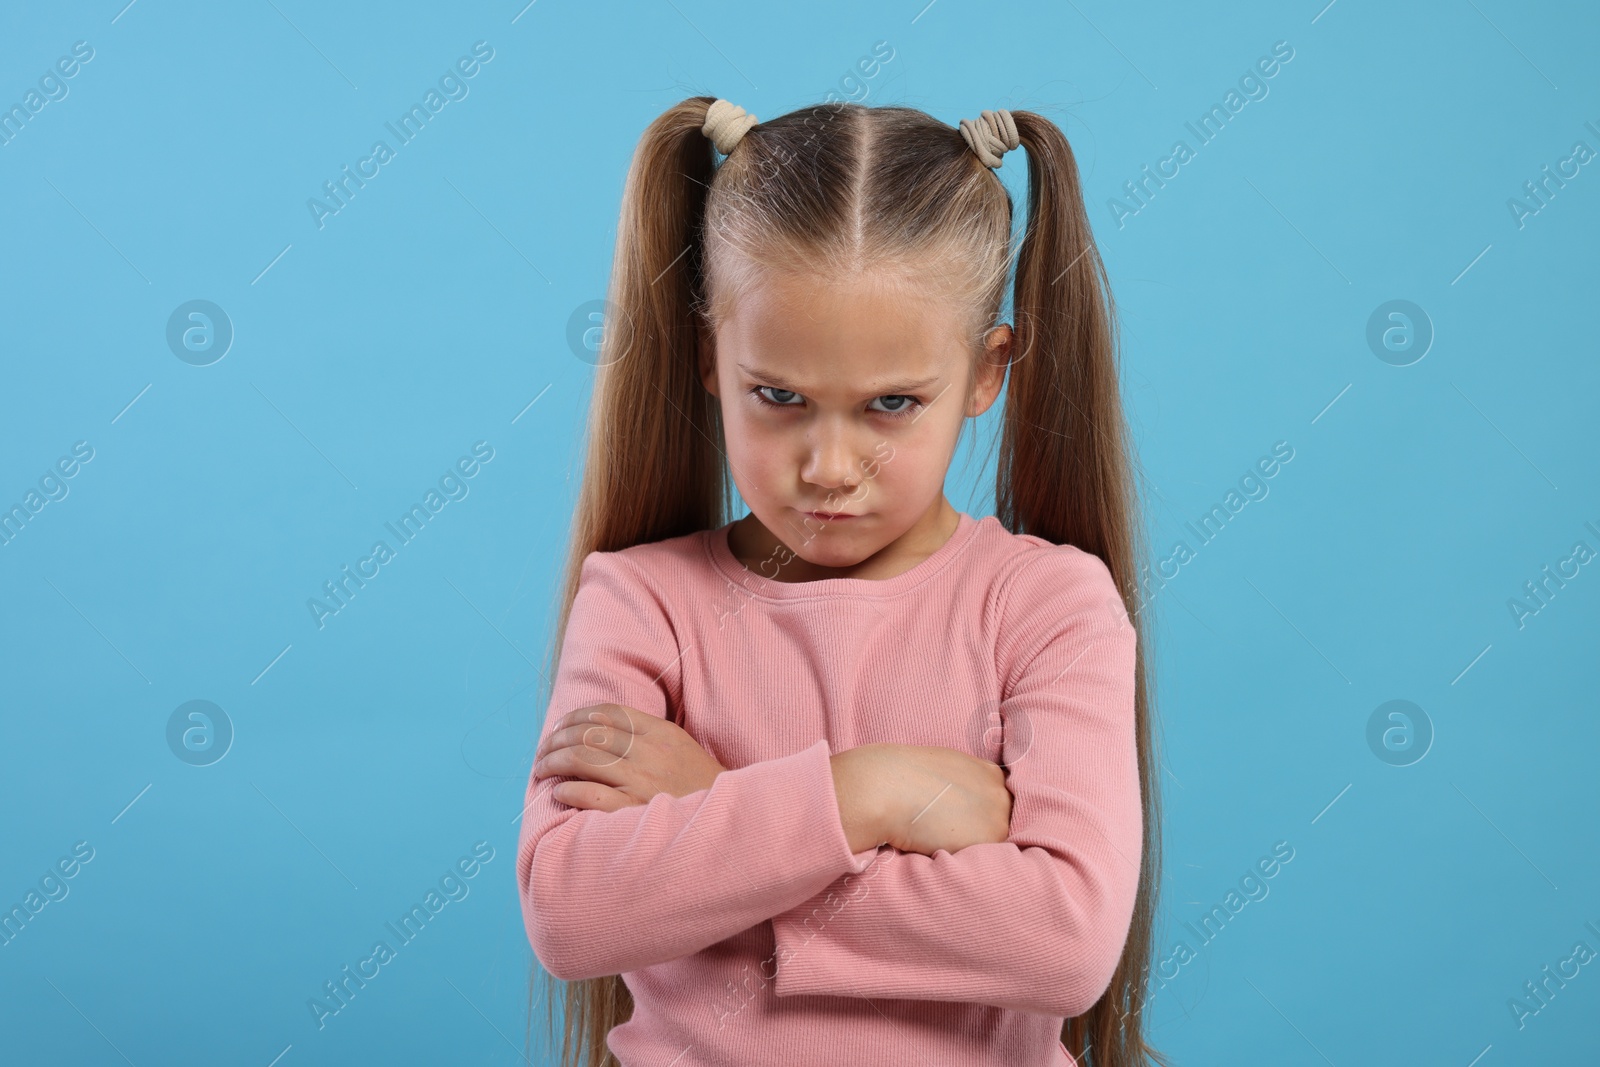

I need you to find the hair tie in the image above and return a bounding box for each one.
[958,109,1019,169]
[703,99,759,155]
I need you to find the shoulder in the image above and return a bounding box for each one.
[578,526,717,587]
[966,518,1132,672]
[572,527,720,625]
[966,516,1122,613]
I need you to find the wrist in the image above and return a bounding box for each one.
[829,746,888,853]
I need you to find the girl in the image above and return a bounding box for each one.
[516,98,1166,1067]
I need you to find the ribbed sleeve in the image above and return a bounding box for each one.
[516,551,880,982]
[766,546,1142,1018]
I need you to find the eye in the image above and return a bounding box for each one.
[750,387,923,419]
[752,386,803,407]
[868,395,922,419]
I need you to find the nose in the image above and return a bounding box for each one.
[800,419,865,498]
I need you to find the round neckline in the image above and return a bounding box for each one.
[706,510,980,601]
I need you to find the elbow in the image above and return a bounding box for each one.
[522,858,604,982]
[1040,868,1139,1019]
[1003,965,1113,1019]
[529,936,591,983]
[518,794,617,981]
[519,834,600,982]
[525,904,578,981]
[1054,961,1120,1020]
[1031,936,1123,1018]
[993,908,1126,1018]
[525,904,598,982]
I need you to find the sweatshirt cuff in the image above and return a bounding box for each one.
[801,738,882,876]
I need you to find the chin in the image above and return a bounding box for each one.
[786,513,863,542]
[795,538,868,565]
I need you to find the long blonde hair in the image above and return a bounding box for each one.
[525,97,1169,1067]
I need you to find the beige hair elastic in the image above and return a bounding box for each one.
[958,109,1020,168]
[702,99,759,154]
[702,99,1018,169]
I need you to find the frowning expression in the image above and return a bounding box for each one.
[698,267,1009,574]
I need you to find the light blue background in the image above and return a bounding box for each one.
[2,1,1596,1064]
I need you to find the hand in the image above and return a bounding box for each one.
[838,743,1013,857]
[533,703,727,813]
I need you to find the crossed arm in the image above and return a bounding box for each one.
[762,606,1143,1019]
[516,551,883,981]
[517,547,1142,1018]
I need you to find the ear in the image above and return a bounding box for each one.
[696,315,720,398]
[967,324,1012,417]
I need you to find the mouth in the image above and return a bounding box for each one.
[803,510,863,523]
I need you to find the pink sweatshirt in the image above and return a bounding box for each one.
[516,511,1142,1067]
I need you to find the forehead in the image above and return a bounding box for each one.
[718,268,968,391]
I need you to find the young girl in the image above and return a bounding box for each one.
[516,97,1166,1067]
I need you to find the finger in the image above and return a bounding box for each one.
[536,704,641,758]
[535,714,593,760]
[537,744,632,786]
[551,779,644,812]
[536,722,637,767]
[586,703,644,733]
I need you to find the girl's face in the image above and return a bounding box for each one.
[698,267,1010,580]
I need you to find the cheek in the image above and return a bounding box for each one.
[881,429,960,494]
[722,414,788,485]
[890,450,944,492]
[724,409,778,456]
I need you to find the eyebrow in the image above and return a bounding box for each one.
[736,362,941,395]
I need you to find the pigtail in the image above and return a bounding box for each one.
[570,96,731,562]
[528,96,731,1067]
[549,94,730,698]
[1005,112,1170,1067]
